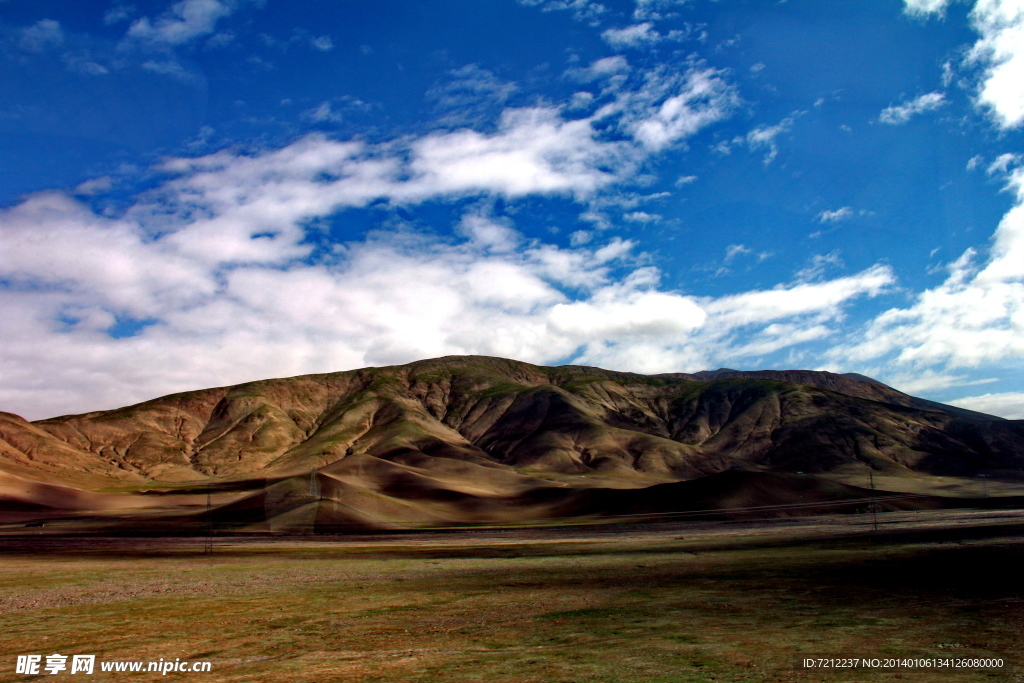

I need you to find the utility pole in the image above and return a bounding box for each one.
[203,489,213,555]
[869,469,878,532]
[309,467,319,499]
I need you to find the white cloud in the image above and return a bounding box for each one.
[407,108,632,199]
[570,230,593,246]
[839,166,1024,371]
[310,35,334,52]
[0,60,900,419]
[568,92,596,110]
[967,0,1024,129]
[302,97,372,124]
[623,210,660,222]
[0,141,896,419]
[703,265,894,329]
[457,213,520,253]
[912,0,1024,129]
[428,64,517,117]
[948,391,1024,419]
[567,56,630,83]
[105,4,137,25]
[817,206,854,223]
[883,370,999,395]
[127,0,237,47]
[988,152,1021,175]
[633,0,692,22]
[614,66,738,151]
[305,102,343,123]
[518,0,608,25]
[141,59,201,84]
[742,117,794,164]
[72,177,114,196]
[724,244,751,261]
[601,23,686,49]
[63,54,111,76]
[903,0,952,17]
[879,92,946,124]
[19,19,64,53]
[795,251,845,281]
[549,279,707,341]
[568,264,894,373]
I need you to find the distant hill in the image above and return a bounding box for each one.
[2,356,1020,491]
[2,356,1023,531]
[656,368,1001,421]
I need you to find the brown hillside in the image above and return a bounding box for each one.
[1,356,1022,531]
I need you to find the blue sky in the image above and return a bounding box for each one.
[1,0,1023,420]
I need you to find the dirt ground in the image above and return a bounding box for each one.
[2,510,1024,682]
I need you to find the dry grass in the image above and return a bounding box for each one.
[2,514,1024,682]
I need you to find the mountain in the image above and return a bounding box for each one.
[656,368,1002,421]
[1,356,1022,531]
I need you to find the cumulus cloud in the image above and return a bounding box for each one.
[908,0,1024,129]
[967,0,1024,129]
[872,4,1024,401]
[839,165,1024,372]
[879,92,946,124]
[948,391,1024,419]
[0,130,895,418]
[569,264,894,373]
[407,108,632,198]
[549,272,706,340]
[0,57,898,418]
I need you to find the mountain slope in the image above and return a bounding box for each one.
[658,368,1002,421]
[2,356,1022,493]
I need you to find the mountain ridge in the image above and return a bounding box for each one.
[3,355,1022,532]
[656,367,1002,422]
[1,355,1019,488]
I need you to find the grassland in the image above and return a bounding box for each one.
[2,513,1024,682]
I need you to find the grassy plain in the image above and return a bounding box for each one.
[2,512,1024,682]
